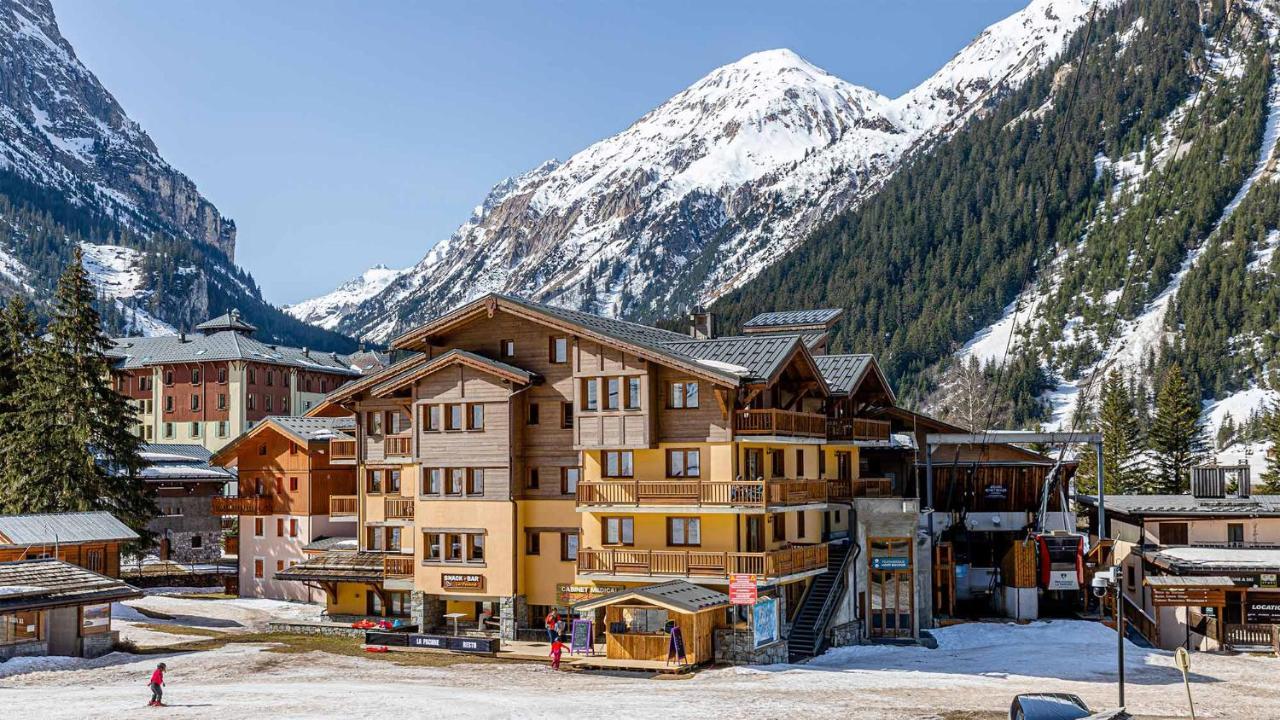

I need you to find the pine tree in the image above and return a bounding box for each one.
[1076,370,1147,496]
[0,297,37,416]
[0,249,153,539]
[1149,362,1207,494]
[1259,401,1280,493]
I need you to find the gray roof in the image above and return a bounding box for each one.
[575,579,730,613]
[814,354,873,395]
[371,348,538,394]
[0,511,139,547]
[195,310,257,334]
[108,330,360,376]
[302,536,358,553]
[658,334,803,383]
[275,551,386,583]
[269,415,357,442]
[0,559,142,613]
[139,443,236,483]
[743,309,843,329]
[1077,494,1280,517]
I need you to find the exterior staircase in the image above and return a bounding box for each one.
[787,540,851,663]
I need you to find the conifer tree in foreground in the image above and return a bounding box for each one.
[1075,369,1147,496]
[0,249,153,539]
[1149,362,1207,494]
[1259,401,1280,493]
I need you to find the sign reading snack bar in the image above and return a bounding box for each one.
[441,573,485,591]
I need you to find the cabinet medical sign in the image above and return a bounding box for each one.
[729,574,757,604]
[442,574,485,591]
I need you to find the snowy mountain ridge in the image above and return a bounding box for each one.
[285,264,407,331]
[303,0,1114,342]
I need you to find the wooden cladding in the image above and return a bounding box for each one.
[576,479,828,509]
[383,555,414,578]
[330,439,356,460]
[577,543,828,581]
[329,495,358,517]
[826,417,892,441]
[211,495,273,516]
[734,409,826,437]
[385,497,415,520]
[384,435,412,457]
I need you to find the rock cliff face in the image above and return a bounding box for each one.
[0,0,235,258]
[307,0,1112,342]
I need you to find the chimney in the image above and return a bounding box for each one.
[689,308,714,339]
[303,347,309,357]
[178,331,187,343]
[1191,464,1225,499]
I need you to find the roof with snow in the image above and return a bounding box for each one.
[814,354,874,395]
[574,580,730,614]
[107,328,360,376]
[302,536,358,553]
[270,415,357,442]
[1077,494,1280,517]
[659,334,808,384]
[195,309,257,335]
[138,443,236,484]
[0,559,142,613]
[742,308,844,330]
[274,551,387,583]
[1149,546,1280,573]
[0,511,138,547]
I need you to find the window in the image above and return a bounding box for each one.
[422,467,443,495]
[524,402,540,426]
[526,530,541,555]
[276,518,285,537]
[550,337,568,364]
[770,449,785,477]
[163,422,174,438]
[583,379,598,411]
[164,370,174,385]
[1158,522,1188,546]
[660,517,699,547]
[289,519,299,537]
[305,377,313,392]
[468,534,485,562]
[165,396,174,413]
[467,468,484,495]
[526,467,540,490]
[561,402,574,429]
[626,377,642,410]
[606,377,621,410]
[447,533,463,561]
[191,394,200,411]
[1228,523,1245,545]
[667,449,701,478]
[670,381,699,408]
[368,527,386,552]
[254,517,264,537]
[258,443,267,456]
[137,376,148,392]
[500,339,515,358]
[266,370,274,387]
[426,533,443,561]
[254,558,264,579]
[367,411,383,435]
[190,422,201,438]
[620,607,669,634]
[389,469,402,493]
[248,368,256,385]
[796,510,807,538]
[447,468,465,495]
[424,405,441,431]
[217,393,227,410]
[561,532,579,561]
[289,443,298,456]
[795,449,805,477]
[604,517,634,546]
[86,549,105,574]
[1126,564,1136,591]
[446,404,464,431]
[218,368,227,383]
[773,513,785,542]
[367,469,384,494]
[469,404,485,430]
[289,477,299,492]
[561,467,580,495]
[265,395,273,412]
[603,450,633,478]
[818,448,827,477]
[191,368,201,385]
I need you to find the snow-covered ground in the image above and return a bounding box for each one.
[78,242,177,336]
[3,617,1278,718]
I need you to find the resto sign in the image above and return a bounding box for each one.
[729,574,758,605]
[441,573,485,591]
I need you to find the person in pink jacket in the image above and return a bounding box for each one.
[148,662,166,706]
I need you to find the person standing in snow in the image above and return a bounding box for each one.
[549,636,568,670]
[148,662,166,707]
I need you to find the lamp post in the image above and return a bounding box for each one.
[1092,568,1125,707]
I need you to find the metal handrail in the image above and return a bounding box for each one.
[808,540,852,656]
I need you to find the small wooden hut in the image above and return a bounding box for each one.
[575,580,728,666]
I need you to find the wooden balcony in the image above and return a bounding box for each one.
[576,479,828,509]
[384,434,412,457]
[383,555,415,579]
[385,496,415,520]
[826,417,893,442]
[329,495,358,518]
[734,409,826,438]
[211,495,272,516]
[330,439,356,462]
[828,477,895,500]
[577,543,829,582]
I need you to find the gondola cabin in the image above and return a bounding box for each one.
[1035,533,1084,591]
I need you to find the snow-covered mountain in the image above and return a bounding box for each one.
[285,264,406,331]
[315,0,1112,342]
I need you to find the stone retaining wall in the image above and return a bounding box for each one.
[713,628,789,665]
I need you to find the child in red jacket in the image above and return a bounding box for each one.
[148,662,166,706]
[549,637,568,670]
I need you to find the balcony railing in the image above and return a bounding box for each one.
[385,496,415,520]
[383,555,415,578]
[211,495,273,516]
[1225,623,1280,653]
[828,477,895,500]
[826,417,893,442]
[384,434,412,457]
[576,479,828,509]
[577,543,829,582]
[329,495,358,518]
[734,409,826,438]
[330,439,356,461]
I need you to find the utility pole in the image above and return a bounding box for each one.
[1115,580,1126,707]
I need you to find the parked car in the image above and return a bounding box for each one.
[1008,694,1092,720]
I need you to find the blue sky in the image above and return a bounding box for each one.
[51,0,1025,305]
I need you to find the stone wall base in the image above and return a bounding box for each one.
[828,620,862,648]
[713,628,789,665]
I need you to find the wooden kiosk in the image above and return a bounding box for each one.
[574,580,728,667]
